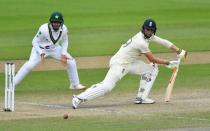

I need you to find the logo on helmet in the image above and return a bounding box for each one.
[149,22,153,27]
[55,15,59,19]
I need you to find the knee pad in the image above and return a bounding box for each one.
[141,66,158,82]
[148,63,159,79]
[137,64,159,99]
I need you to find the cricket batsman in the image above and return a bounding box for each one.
[72,19,187,109]
[14,12,85,89]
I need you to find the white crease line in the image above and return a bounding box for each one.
[171,116,210,122]
[88,108,122,114]
[20,102,69,109]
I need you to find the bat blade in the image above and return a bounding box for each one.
[165,51,187,102]
[165,67,179,102]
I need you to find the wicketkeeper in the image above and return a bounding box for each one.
[72,19,187,109]
[14,12,85,89]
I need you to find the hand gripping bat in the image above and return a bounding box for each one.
[165,51,187,102]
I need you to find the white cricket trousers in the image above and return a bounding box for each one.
[14,45,80,87]
[77,60,158,101]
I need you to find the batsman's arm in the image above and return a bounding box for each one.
[144,52,169,65]
[170,45,187,61]
[169,45,179,53]
[152,36,187,60]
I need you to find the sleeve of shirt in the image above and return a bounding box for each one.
[139,43,151,53]
[61,26,69,55]
[32,27,44,55]
[151,35,173,48]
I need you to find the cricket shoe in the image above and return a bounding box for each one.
[134,97,155,104]
[69,84,86,90]
[72,95,82,109]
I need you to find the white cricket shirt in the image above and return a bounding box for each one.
[32,23,69,55]
[111,31,173,64]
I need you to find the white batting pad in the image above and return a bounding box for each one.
[77,83,106,100]
[137,64,159,100]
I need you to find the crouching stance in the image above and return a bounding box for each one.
[72,19,187,109]
[14,12,85,89]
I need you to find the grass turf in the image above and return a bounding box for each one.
[0,0,210,60]
[0,64,209,96]
[0,112,209,131]
[0,64,210,130]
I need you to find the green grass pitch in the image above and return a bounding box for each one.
[0,0,210,60]
[0,0,210,130]
[0,112,210,131]
[0,64,210,130]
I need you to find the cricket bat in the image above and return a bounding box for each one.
[165,50,187,102]
[164,66,179,102]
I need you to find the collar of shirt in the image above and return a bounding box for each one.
[49,24,63,32]
[139,31,154,41]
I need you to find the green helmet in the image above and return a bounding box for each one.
[49,12,64,25]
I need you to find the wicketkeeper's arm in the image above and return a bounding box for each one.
[61,28,69,55]
[32,28,45,55]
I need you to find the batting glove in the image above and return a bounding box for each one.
[165,60,179,69]
[177,49,187,61]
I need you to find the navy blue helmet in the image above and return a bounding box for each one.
[142,19,157,34]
